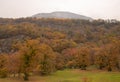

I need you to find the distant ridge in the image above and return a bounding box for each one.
[32,11,93,20]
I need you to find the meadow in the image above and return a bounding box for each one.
[0,69,120,82]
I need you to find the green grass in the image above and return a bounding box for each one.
[0,69,120,82]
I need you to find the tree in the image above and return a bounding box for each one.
[6,53,21,77]
[95,48,108,70]
[112,38,120,70]
[75,47,90,70]
[38,44,56,75]
[0,53,7,78]
[104,39,120,71]
[55,53,65,70]
[62,48,77,68]
[95,40,120,71]
[51,39,77,53]
[16,39,40,80]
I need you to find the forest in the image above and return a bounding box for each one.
[0,18,120,81]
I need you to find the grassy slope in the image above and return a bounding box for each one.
[0,69,120,82]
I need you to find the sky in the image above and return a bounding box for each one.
[0,0,120,20]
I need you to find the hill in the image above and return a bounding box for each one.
[0,18,119,53]
[32,11,93,20]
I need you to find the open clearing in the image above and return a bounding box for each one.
[0,69,120,82]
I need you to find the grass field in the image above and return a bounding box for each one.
[0,69,120,82]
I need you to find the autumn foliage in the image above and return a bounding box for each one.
[0,18,120,80]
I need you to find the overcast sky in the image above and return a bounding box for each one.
[0,0,120,20]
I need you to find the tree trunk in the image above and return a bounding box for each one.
[23,72,29,81]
